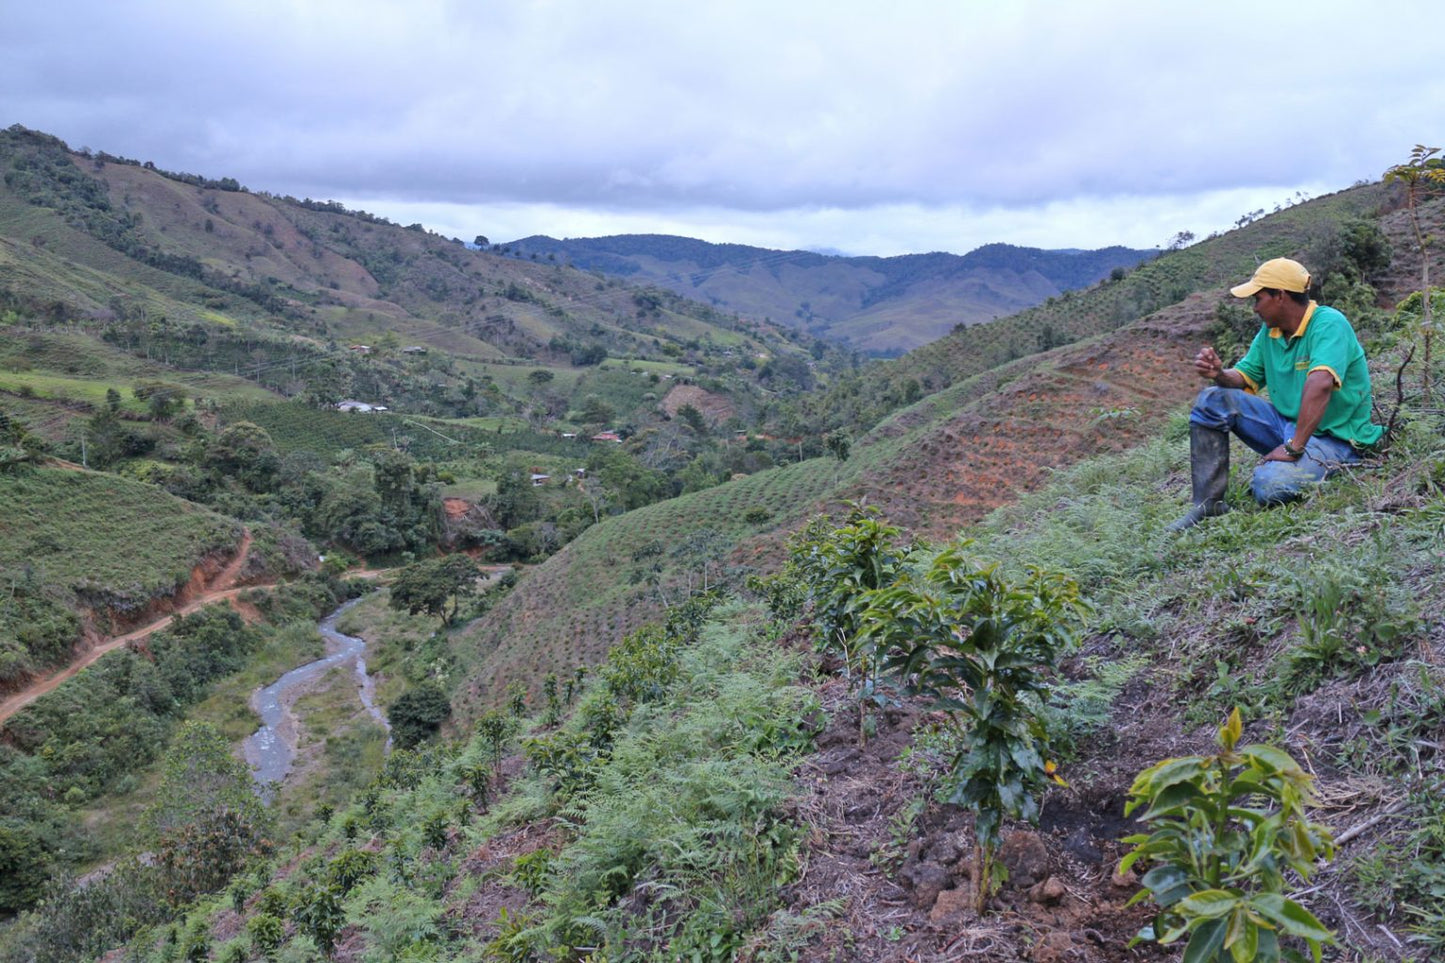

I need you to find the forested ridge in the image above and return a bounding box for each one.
[501,233,1156,353]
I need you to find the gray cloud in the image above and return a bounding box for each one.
[3,0,1441,254]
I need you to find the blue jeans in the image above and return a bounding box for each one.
[1188,387,1360,504]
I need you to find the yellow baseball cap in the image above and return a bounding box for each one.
[1230,258,1311,298]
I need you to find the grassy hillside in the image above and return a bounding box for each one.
[9,409,1440,961]
[1,122,1442,960]
[889,183,1395,394]
[0,467,239,597]
[0,126,819,428]
[0,466,242,686]
[448,455,846,717]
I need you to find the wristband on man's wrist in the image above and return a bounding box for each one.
[1283,440,1305,459]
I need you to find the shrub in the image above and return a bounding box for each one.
[291,882,345,958]
[387,682,451,749]
[0,824,50,914]
[247,913,285,962]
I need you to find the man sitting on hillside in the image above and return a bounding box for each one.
[1167,257,1382,531]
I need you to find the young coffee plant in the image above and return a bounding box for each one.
[247,913,285,962]
[458,760,493,808]
[541,672,562,726]
[291,882,345,959]
[773,504,918,743]
[745,514,834,623]
[859,542,1087,912]
[810,506,914,666]
[1120,708,1335,963]
[475,709,519,770]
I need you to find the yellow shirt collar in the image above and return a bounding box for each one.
[1269,301,1317,340]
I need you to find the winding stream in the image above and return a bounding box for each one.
[244,597,391,793]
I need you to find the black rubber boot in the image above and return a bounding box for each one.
[1167,425,1231,532]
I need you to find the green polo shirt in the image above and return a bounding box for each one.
[1234,302,1382,449]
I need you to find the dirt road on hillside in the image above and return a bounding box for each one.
[0,531,257,726]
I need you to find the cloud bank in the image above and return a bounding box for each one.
[4,0,1441,254]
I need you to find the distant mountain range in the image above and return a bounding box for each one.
[500,234,1157,354]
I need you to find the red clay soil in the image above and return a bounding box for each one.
[843,293,1217,541]
[774,663,1186,963]
[661,383,737,425]
[0,529,260,726]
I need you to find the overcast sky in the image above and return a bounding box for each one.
[4,0,1441,257]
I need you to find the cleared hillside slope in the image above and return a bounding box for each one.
[0,126,811,404]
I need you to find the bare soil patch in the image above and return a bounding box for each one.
[775,671,1180,962]
[661,383,736,425]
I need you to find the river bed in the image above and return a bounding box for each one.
[244,597,391,793]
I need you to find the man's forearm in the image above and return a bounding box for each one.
[1290,371,1336,446]
[1213,368,1248,390]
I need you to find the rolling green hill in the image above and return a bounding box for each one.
[0,124,817,426]
[442,183,1442,723]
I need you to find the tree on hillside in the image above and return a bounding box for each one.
[488,456,541,529]
[389,554,480,625]
[0,747,69,914]
[572,343,608,366]
[83,405,151,469]
[587,445,667,512]
[303,361,347,408]
[578,396,616,427]
[759,353,815,393]
[147,722,265,838]
[205,421,279,492]
[1385,144,1445,402]
[670,527,729,594]
[675,403,708,435]
[133,381,187,422]
[0,408,45,471]
[312,470,399,556]
[387,682,452,749]
[0,824,49,914]
[373,449,443,549]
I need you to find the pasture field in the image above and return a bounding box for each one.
[0,325,281,409]
[0,467,241,608]
[219,401,594,462]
